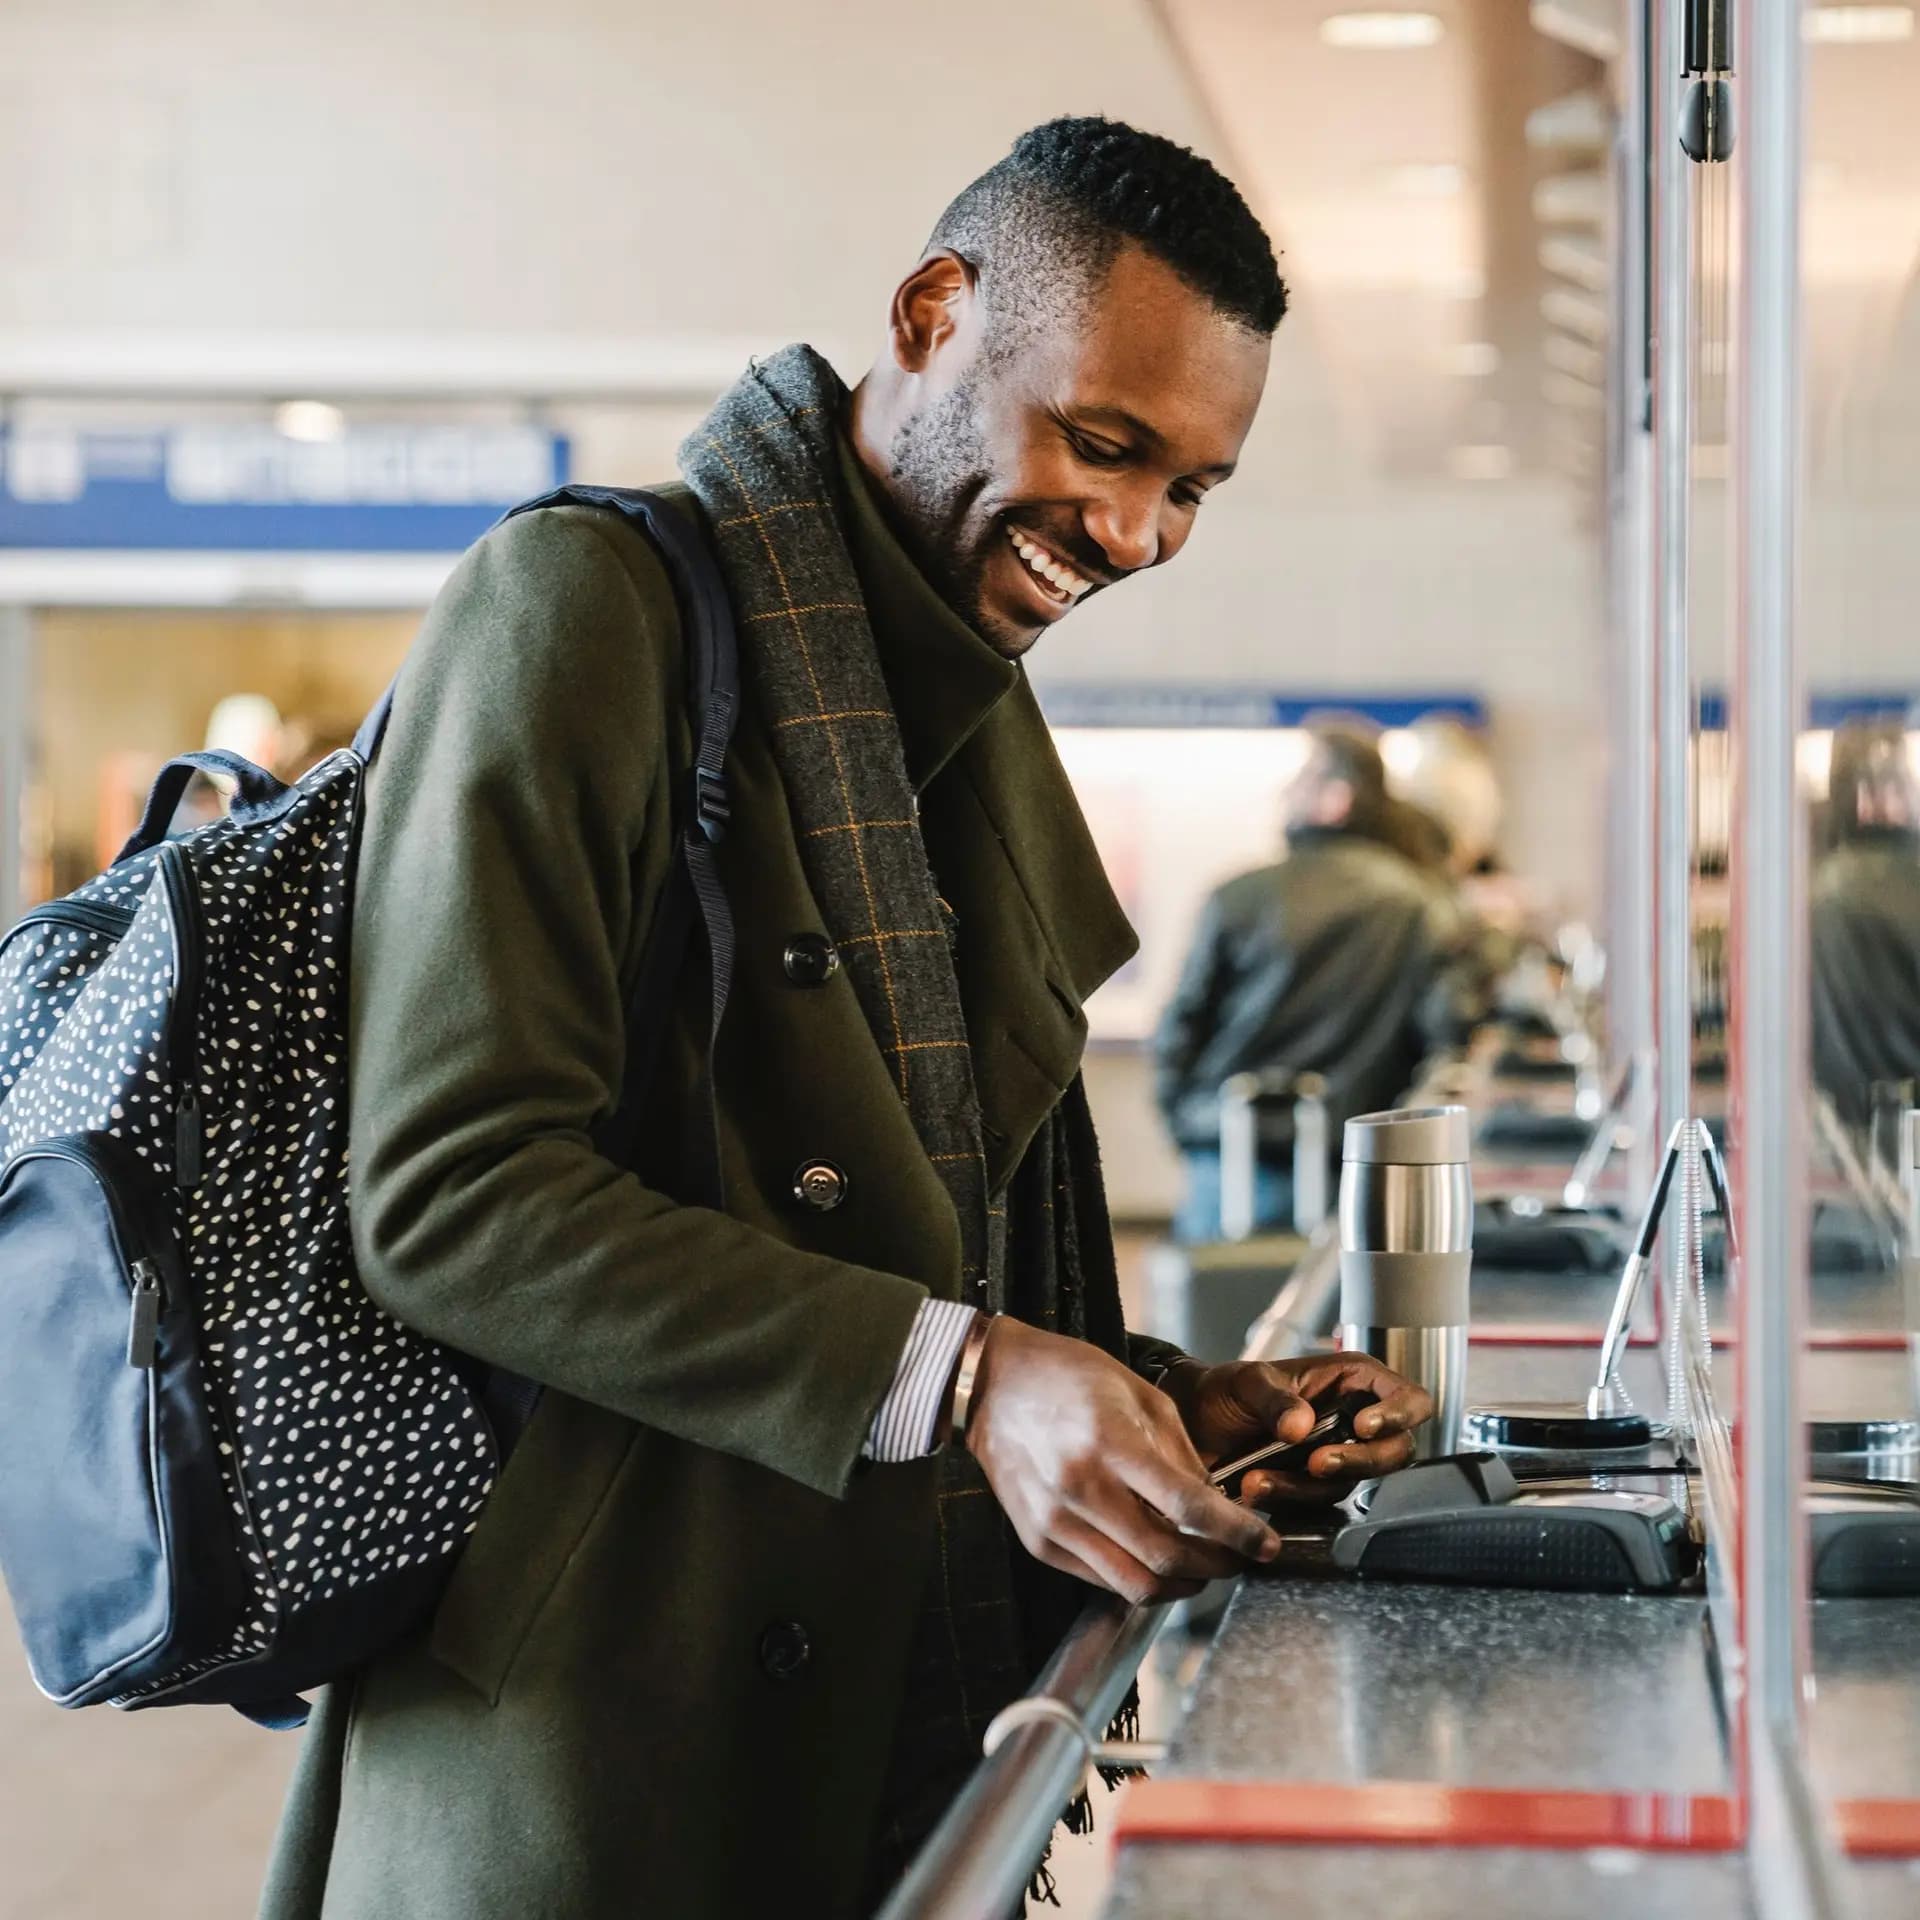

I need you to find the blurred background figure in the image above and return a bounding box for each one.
[1153,722,1486,1243]
[1811,720,1920,1127]
[1390,714,1535,950]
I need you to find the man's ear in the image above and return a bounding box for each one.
[889,250,978,374]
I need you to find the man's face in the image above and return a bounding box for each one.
[880,244,1270,659]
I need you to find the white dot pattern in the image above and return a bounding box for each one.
[0,750,497,1701]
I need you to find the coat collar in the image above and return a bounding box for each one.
[831,427,1138,1011]
[831,430,1017,792]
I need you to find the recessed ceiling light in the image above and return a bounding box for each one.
[274,400,347,444]
[1449,444,1513,481]
[1386,162,1468,197]
[1319,11,1445,49]
[1804,5,1913,40]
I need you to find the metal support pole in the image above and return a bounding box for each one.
[1732,2,1846,1911]
[1218,1073,1261,1244]
[1613,0,1660,1209]
[1654,0,1698,1435]
[1291,1073,1330,1234]
[0,607,32,927]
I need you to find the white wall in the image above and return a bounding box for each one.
[0,0,1206,353]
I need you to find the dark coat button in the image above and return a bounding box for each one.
[783,933,841,986]
[759,1620,812,1680]
[793,1160,849,1211]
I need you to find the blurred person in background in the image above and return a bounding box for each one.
[1811,720,1920,1126]
[1392,715,1533,949]
[266,117,1433,1920]
[1155,723,1485,1241]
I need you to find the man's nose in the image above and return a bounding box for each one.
[1082,489,1164,576]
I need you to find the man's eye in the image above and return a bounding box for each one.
[1173,485,1207,510]
[1069,432,1128,466]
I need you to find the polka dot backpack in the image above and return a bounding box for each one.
[0,488,737,1728]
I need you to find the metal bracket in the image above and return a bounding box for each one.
[981,1697,1167,1771]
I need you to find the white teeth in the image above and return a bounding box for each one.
[1007,527,1089,601]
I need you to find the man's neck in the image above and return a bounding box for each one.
[845,373,898,509]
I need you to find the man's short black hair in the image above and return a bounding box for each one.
[929,115,1287,344]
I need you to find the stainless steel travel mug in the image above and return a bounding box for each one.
[1338,1106,1473,1458]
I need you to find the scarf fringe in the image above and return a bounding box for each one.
[1018,1693,1147,1916]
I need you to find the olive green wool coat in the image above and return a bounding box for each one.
[259,443,1143,1919]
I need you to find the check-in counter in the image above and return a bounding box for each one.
[877,1036,1920,1920]
[1096,1049,1920,1919]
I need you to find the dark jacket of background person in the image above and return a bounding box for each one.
[1155,826,1478,1157]
[261,460,1152,1920]
[1810,723,1920,1128]
[1811,824,1920,1127]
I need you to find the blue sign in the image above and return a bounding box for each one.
[1696,690,1917,730]
[0,424,569,552]
[1034,684,1487,730]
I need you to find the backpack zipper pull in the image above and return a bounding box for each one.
[127,1260,164,1369]
[174,1089,203,1189]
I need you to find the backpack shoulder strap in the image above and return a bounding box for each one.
[355,486,740,1196]
[500,487,739,1195]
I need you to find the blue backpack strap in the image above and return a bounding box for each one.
[118,751,294,865]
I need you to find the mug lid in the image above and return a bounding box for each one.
[1343,1105,1471,1166]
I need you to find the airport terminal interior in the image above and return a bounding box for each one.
[3,1,1920,1916]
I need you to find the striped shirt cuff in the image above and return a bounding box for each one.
[865,1299,979,1463]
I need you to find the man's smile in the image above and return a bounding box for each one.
[1006,523,1097,603]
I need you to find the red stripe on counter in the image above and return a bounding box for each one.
[1110,1780,1745,1853]
[1469,1325,1658,1347]
[1836,1800,1920,1857]
[1466,1327,1910,1353]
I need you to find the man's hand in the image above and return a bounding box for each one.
[963,1318,1284,1606]
[1161,1354,1434,1508]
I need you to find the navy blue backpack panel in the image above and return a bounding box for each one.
[0,490,737,1724]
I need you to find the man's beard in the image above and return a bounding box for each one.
[882,375,1010,647]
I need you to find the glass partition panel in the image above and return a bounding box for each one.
[1798,5,1920,1901]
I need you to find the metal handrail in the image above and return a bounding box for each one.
[871,1595,1169,1920]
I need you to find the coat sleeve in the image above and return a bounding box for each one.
[347,506,928,1502]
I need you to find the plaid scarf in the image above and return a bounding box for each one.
[679,348,1132,1906]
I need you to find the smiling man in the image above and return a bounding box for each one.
[262,117,1431,1920]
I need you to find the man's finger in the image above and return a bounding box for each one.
[1030,1535,1118,1594]
[1052,1513,1207,1607]
[1307,1431,1417,1478]
[1067,1462,1252,1584]
[1139,1393,1212,1479]
[1224,1367,1318,1443]
[1329,1366,1433,1437]
[1240,1468,1348,1509]
[1112,1448,1282,1564]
